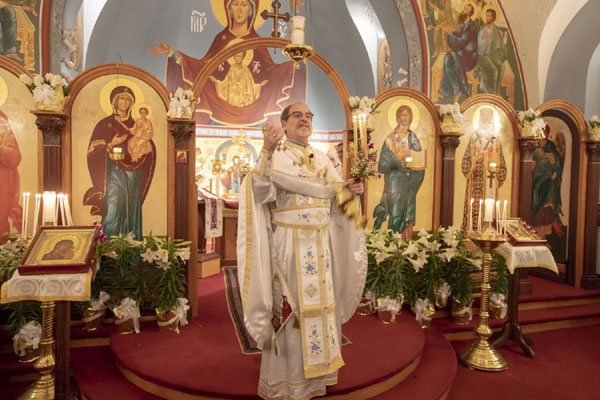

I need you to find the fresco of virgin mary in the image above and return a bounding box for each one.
[149,0,306,126]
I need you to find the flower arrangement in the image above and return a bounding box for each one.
[349,95,376,116]
[167,87,197,119]
[365,225,480,327]
[20,73,69,111]
[517,108,546,138]
[0,237,27,284]
[348,96,379,179]
[588,115,600,140]
[439,102,464,133]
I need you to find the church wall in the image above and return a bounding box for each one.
[544,1,600,113]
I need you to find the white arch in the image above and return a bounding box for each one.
[585,42,600,118]
[538,0,588,102]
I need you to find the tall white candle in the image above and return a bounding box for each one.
[291,16,306,44]
[469,198,474,232]
[42,191,57,226]
[503,200,508,235]
[352,114,358,157]
[484,198,494,222]
[59,194,66,226]
[23,192,30,238]
[478,199,483,232]
[496,200,500,224]
[64,194,73,226]
[21,192,26,237]
[32,194,41,237]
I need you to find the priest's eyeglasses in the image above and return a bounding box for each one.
[288,111,314,120]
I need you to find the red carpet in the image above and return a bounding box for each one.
[108,272,426,398]
[447,324,600,400]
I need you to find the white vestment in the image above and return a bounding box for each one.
[237,141,367,400]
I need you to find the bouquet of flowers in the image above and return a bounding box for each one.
[517,108,546,137]
[20,73,69,110]
[588,115,600,140]
[348,96,379,179]
[349,95,377,116]
[439,102,464,133]
[167,87,196,119]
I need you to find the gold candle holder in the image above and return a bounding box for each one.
[19,300,55,400]
[110,146,124,160]
[459,224,508,372]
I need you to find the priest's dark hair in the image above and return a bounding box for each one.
[280,103,306,122]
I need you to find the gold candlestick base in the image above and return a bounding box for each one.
[459,228,508,372]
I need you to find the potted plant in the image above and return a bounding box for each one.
[6,302,42,363]
[442,227,479,325]
[75,290,110,331]
[490,252,509,319]
[20,73,69,111]
[143,234,191,333]
[95,233,145,334]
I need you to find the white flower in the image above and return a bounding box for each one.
[409,256,426,272]
[153,248,169,263]
[32,84,56,104]
[33,74,44,86]
[440,104,452,114]
[440,248,456,262]
[417,228,431,239]
[175,87,184,97]
[402,242,419,257]
[518,111,525,121]
[531,118,546,135]
[104,251,118,259]
[157,260,171,271]
[359,96,375,113]
[592,115,599,123]
[19,74,33,86]
[176,247,191,261]
[471,258,482,270]
[50,74,64,88]
[348,96,360,108]
[184,89,194,98]
[141,248,155,263]
[375,251,390,264]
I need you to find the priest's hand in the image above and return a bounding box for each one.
[348,178,364,195]
[262,124,284,153]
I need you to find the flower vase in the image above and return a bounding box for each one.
[419,304,436,328]
[113,307,137,334]
[15,338,40,363]
[35,87,67,112]
[489,295,507,319]
[357,297,377,315]
[81,308,104,331]
[519,120,533,137]
[589,126,600,141]
[377,308,398,324]
[451,299,473,325]
[156,309,179,333]
[441,114,462,134]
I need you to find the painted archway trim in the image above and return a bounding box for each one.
[460,94,520,217]
[374,87,442,228]
[537,100,589,288]
[0,55,34,79]
[192,37,351,125]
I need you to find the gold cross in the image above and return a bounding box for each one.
[260,1,290,38]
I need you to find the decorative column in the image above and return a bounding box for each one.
[32,110,66,191]
[168,118,198,316]
[440,133,461,227]
[516,137,538,295]
[581,141,600,289]
[31,109,71,400]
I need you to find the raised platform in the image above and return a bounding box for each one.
[70,272,462,399]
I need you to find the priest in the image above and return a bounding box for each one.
[237,103,367,400]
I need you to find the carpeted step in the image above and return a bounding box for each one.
[434,302,600,336]
[0,352,36,378]
[0,352,38,400]
[0,380,34,400]
[72,346,163,400]
[371,326,457,400]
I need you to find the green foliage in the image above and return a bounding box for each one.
[491,252,509,296]
[5,301,41,336]
[0,237,27,285]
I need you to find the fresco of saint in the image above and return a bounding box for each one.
[148,0,306,126]
[83,86,156,240]
[530,124,565,240]
[0,109,22,242]
[460,107,506,230]
[373,105,425,239]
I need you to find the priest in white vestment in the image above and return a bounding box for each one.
[237,103,368,400]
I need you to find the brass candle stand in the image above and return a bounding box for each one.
[459,224,508,372]
[20,300,56,400]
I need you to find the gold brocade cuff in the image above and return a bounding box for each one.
[255,149,273,177]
